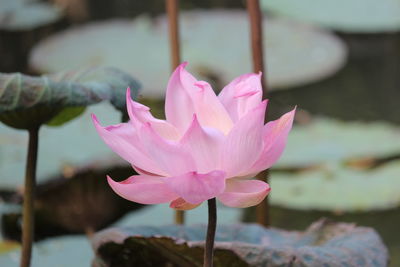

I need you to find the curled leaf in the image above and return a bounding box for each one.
[0,67,140,129]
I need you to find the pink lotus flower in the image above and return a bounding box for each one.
[92,63,295,210]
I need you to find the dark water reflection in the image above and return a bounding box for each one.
[268,33,400,125]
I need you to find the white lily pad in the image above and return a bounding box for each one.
[29,10,347,98]
[116,202,240,227]
[0,0,63,31]
[0,103,121,190]
[0,235,92,267]
[261,0,400,33]
[270,161,400,211]
[276,118,400,168]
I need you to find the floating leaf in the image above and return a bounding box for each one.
[0,236,92,266]
[92,220,388,267]
[267,117,400,213]
[1,158,144,241]
[0,67,140,129]
[276,118,400,168]
[29,11,347,98]
[270,161,400,212]
[0,0,63,31]
[260,0,400,33]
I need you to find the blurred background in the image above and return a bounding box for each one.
[0,0,399,266]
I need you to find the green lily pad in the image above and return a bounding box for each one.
[92,220,388,267]
[270,161,400,211]
[261,0,400,33]
[0,0,63,31]
[45,106,86,127]
[0,67,140,129]
[276,118,400,168]
[29,10,347,98]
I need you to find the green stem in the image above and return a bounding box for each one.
[204,198,217,267]
[20,127,39,267]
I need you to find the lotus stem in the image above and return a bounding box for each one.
[204,198,217,267]
[174,210,185,225]
[166,0,181,70]
[21,127,39,267]
[247,0,267,90]
[246,0,270,227]
[166,0,185,225]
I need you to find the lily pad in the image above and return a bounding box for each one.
[275,118,400,168]
[0,67,140,129]
[261,0,400,33]
[1,159,143,241]
[0,0,63,31]
[115,201,240,228]
[0,235,93,267]
[92,220,388,267]
[270,161,400,211]
[29,10,347,98]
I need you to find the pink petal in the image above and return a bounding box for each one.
[126,88,180,140]
[248,108,296,174]
[180,115,225,173]
[139,123,196,176]
[107,175,178,204]
[218,179,270,208]
[92,114,166,176]
[165,62,197,132]
[192,81,233,134]
[220,101,267,178]
[170,198,201,210]
[164,170,226,204]
[218,73,263,122]
[132,165,162,177]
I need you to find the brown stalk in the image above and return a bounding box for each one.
[165,0,185,225]
[21,127,40,267]
[246,0,270,227]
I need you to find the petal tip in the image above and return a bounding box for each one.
[126,87,132,101]
[106,175,118,188]
[257,99,268,111]
[180,61,188,68]
[91,113,100,125]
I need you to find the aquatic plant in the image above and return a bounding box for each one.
[92,62,295,266]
